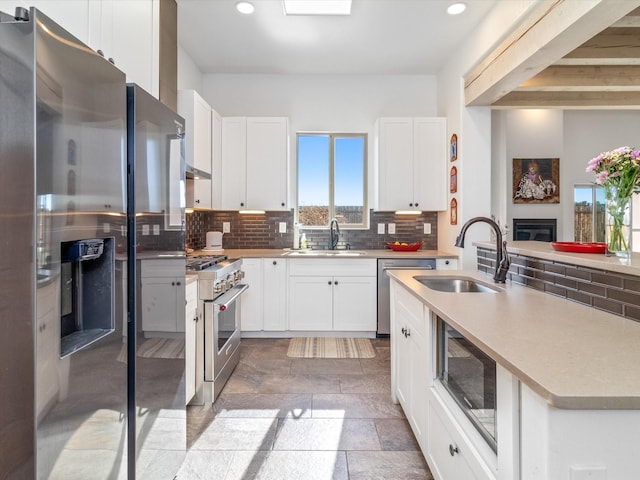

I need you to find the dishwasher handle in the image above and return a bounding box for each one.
[382,265,433,271]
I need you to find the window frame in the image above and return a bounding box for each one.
[295,132,369,229]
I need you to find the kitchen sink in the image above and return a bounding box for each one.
[284,250,366,257]
[414,276,500,293]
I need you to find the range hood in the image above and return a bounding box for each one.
[186,164,211,179]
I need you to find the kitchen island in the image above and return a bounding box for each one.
[387,267,640,480]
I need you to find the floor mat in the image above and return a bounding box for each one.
[287,337,376,359]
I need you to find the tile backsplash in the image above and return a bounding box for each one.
[186,209,438,251]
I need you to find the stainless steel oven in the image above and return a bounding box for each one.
[190,257,247,404]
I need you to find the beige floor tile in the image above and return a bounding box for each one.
[312,393,405,419]
[274,418,381,451]
[374,418,420,451]
[214,393,312,419]
[190,418,278,451]
[226,450,349,480]
[290,358,364,375]
[346,451,433,480]
[177,450,234,479]
[339,374,391,394]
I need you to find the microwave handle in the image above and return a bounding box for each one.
[213,283,249,311]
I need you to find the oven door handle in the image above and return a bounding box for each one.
[212,283,249,311]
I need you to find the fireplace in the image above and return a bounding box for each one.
[513,218,557,242]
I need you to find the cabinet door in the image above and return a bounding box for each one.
[99,0,159,97]
[436,258,458,270]
[246,117,288,211]
[377,118,415,210]
[185,281,198,403]
[211,109,223,209]
[288,276,333,331]
[408,325,428,447]
[178,90,212,175]
[332,276,376,331]
[141,278,179,332]
[221,117,247,209]
[263,258,287,331]
[193,178,212,209]
[0,1,91,42]
[414,117,446,211]
[240,258,263,331]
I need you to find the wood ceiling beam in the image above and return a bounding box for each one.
[563,27,640,60]
[464,0,640,107]
[519,65,640,90]
[492,90,640,109]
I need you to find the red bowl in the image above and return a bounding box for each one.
[550,242,607,254]
[386,241,424,252]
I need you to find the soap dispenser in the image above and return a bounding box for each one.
[300,233,307,250]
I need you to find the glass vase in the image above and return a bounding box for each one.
[604,186,631,258]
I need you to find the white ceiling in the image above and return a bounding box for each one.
[177,0,500,75]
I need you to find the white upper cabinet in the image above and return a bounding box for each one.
[179,90,213,209]
[94,0,159,97]
[246,117,289,211]
[0,0,159,97]
[220,117,289,211]
[376,117,447,212]
[211,110,223,209]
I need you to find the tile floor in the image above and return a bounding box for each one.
[180,338,434,480]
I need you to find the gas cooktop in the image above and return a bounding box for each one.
[186,255,227,272]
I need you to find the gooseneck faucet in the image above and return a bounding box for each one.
[329,218,340,250]
[454,216,510,283]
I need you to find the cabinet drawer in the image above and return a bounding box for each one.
[395,283,427,338]
[289,258,375,276]
[427,392,495,480]
[141,259,185,278]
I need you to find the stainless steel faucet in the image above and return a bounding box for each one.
[454,216,510,283]
[329,218,340,250]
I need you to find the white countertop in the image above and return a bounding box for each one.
[475,240,640,276]
[387,268,640,410]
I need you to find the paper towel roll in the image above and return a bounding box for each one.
[206,231,223,249]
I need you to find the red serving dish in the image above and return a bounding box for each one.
[550,242,607,254]
[386,241,424,252]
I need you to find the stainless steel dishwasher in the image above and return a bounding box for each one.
[377,258,436,336]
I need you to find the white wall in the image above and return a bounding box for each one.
[177,45,203,92]
[492,109,640,242]
[437,0,538,268]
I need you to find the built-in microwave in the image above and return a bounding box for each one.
[436,316,497,452]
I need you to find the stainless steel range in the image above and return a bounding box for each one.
[190,257,248,404]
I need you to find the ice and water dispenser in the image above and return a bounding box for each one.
[60,238,115,357]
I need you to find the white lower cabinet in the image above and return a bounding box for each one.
[185,279,198,404]
[240,258,287,332]
[140,259,185,333]
[288,259,376,332]
[427,398,480,479]
[391,282,429,449]
[435,258,458,270]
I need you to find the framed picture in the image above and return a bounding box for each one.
[450,134,457,162]
[513,158,560,204]
[450,198,457,225]
[450,166,457,193]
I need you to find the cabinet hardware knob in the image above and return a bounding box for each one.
[273,261,277,265]
[328,281,332,285]
[281,202,285,207]
[415,202,419,207]
[108,57,115,65]
[409,203,413,207]
[449,444,459,456]
[334,281,338,285]
[240,202,244,207]
[176,281,181,285]
[405,329,410,337]
[195,199,200,204]
[401,327,406,335]
[97,49,104,57]
[193,316,198,322]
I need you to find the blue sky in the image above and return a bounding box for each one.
[298,135,364,206]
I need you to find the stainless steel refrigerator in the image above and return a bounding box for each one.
[126,83,186,480]
[0,8,185,479]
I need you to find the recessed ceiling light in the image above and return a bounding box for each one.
[283,0,352,16]
[236,1,255,14]
[447,2,467,15]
